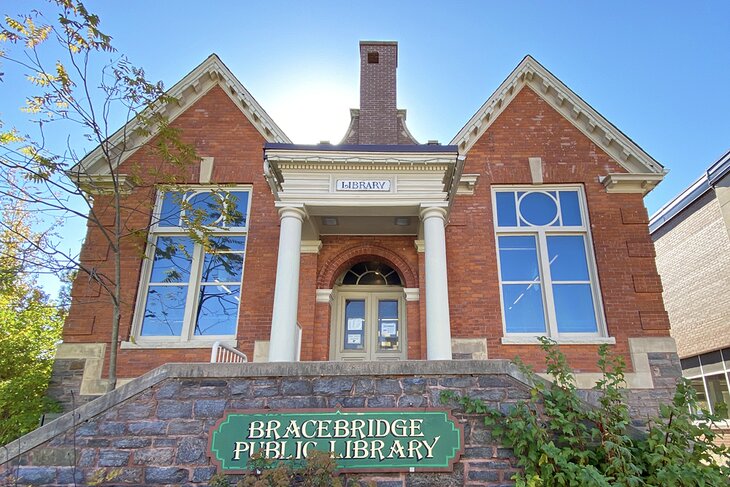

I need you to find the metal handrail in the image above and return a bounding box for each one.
[210,341,248,363]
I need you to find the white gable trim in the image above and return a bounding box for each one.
[75,54,290,177]
[451,56,664,176]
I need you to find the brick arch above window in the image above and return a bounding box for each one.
[318,244,417,289]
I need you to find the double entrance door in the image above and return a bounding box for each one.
[330,288,406,362]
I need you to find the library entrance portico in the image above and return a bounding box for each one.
[330,261,407,362]
[263,143,461,362]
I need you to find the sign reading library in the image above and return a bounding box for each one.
[336,179,391,191]
[209,409,463,473]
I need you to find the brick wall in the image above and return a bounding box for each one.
[61,86,281,377]
[446,86,671,373]
[652,191,730,358]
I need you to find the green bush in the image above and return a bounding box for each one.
[441,338,730,486]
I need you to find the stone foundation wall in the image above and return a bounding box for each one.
[4,361,535,487]
[46,358,96,414]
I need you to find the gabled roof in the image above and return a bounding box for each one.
[74,54,290,177]
[649,148,730,233]
[451,55,664,176]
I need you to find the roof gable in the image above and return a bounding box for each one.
[451,56,664,176]
[76,54,290,176]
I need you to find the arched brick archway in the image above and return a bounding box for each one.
[318,244,418,289]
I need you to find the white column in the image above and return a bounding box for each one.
[268,204,306,362]
[420,204,453,360]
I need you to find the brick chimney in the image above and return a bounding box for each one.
[340,41,418,145]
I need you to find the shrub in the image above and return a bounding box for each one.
[441,338,730,486]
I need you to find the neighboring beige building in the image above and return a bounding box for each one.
[650,149,730,417]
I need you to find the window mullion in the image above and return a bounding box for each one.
[538,231,559,337]
[182,241,206,341]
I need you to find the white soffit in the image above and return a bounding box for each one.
[450,55,665,176]
[74,54,290,177]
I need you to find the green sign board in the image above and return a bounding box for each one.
[208,408,464,473]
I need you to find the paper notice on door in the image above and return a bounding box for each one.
[347,334,362,345]
[347,318,364,331]
[380,320,397,338]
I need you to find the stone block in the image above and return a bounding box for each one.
[112,438,152,449]
[367,395,396,407]
[397,395,426,407]
[194,399,227,418]
[439,377,477,388]
[268,396,326,409]
[99,421,127,435]
[133,448,174,465]
[157,400,193,419]
[98,449,131,467]
[176,437,207,464]
[192,466,218,482]
[57,466,84,484]
[167,420,203,435]
[230,380,253,395]
[373,379,402,395]
[354,378,375,394]
[328,396,366,408]
[117,402,155,420]
[313,378,355,395]
[128,420,167,435]
[468,469,499,481]
[401,377,426,393]
[16,467,56,485]
[281,379,313,395]
[144,466,189,484]
[155,380,182,399]
[228,398,266,409]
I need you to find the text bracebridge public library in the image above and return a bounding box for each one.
[209,409,464,473]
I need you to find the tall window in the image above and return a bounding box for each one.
[681,350,730,419]
[134,188,250,344]
[492,187,605,339]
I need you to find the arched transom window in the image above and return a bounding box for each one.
[340,261,402,286]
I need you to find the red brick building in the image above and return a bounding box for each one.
[53,41,678,415]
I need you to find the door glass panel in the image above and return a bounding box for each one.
[378,300,399,350]
[344,299,365,350]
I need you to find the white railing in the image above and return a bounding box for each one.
[210,341,248,363]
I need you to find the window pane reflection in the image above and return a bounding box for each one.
[503,284,546,333]
[499,236,540,281]
[547,236,589,281]
[150,237,193,283]
[140,285,187,336]
[553,284,598,333]
[194,285,240,336]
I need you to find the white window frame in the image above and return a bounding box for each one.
[681,349,730,424]
[492,185,612,344]
[123,186,251,349]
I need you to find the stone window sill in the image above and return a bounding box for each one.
[501,336,616,345]
[120,339,237,350]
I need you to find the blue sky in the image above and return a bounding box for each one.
[2,1,729,294]
[86,0,730,214]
